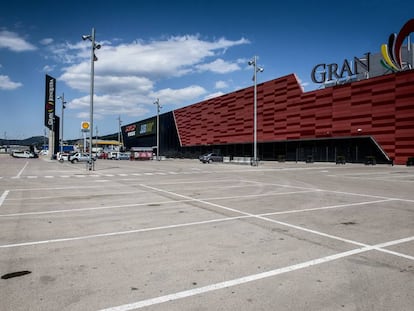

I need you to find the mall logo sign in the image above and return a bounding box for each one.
[311,53,370,84]
[311,19,414,84]
[381,19,414,72]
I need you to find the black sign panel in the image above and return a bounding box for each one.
[44,75,56,129]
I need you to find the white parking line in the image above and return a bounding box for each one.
[0,216,248,248]
[141,184,414,259]
[98,236,414,311]
[243,179,414,203]
[12,161,28,179]
[0,190,9,207]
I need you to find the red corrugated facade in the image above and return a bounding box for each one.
[173,70,414,165]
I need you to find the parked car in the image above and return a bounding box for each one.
[69,152,96,163]
[114,152,130,160]
[11,150,38,158]
[57,152,72,162]
[199,153,223,163]
[108,151,119,160]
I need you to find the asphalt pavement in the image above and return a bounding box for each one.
[0,154,413,310]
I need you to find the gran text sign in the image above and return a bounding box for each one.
[311,53,370,84]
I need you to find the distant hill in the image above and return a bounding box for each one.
[0,136,47,147]
[0,133,119,147]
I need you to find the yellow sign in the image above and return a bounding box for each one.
[81,121,90,130]
[81,121,89,133]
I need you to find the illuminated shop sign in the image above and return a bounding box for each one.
[124,119,155,138]
[125,124,136,137]
[311,53,370,84]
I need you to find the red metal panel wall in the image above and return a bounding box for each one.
[173,71,414,164]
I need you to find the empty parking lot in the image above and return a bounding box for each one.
[0,155,413,310]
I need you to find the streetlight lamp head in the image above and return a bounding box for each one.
[82,35,91,41]
[95,44,101,49]
[248,60,254,66]
[258,67,264,72]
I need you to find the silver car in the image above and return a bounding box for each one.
[69,152,96,163]
[199,153,223,163]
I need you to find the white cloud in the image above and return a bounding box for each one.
[204,91,225,100]
[40,38,53,45]
[196,58,241,73]
[0,30,37,52]
[152,85,207,104]
[215,80,229,89]
[0,75,23,90]
[42,65,55,72]
[56,35,249,119]
[60,35,249,90]
[71,94,150,120]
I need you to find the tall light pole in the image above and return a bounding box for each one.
[154,98,162,161]
[57,93,66,154]
[248,56,264,166]
[82,28,101,171]
[117,115,122,149]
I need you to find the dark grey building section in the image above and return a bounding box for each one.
[122,111,181,157]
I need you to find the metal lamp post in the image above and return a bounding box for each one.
[57,93,66,154]
[82,28,101,171]
[248,56,264,166]
[117,115,122,148]
[154,98,162,161]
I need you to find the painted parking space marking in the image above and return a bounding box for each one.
[2,161,413,310]
[98,236,414,311]
[0,190,385,218]
[242,179,414,203]
[0,190,9,207]
[0,215,248,248]
[11,161,28,179]
[141,183,414,260]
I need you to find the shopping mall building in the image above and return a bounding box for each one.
[122,20,414,165]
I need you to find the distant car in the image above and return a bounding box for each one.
[114,152,130,160]
[69,152,96,163]
[11,150,38,158]
[57,152,72,162]
[108,151,119,160]
[199,153,223,163]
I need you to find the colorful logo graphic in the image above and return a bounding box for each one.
[381,19,414,71]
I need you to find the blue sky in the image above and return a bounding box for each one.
[1,0,413,140]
